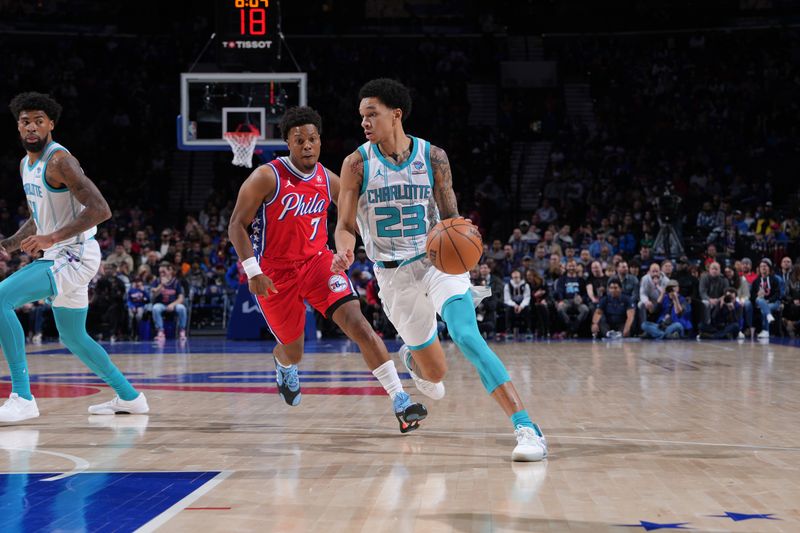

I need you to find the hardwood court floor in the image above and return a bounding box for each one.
[1,338,799,532]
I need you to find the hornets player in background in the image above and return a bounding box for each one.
[227,106,427,433]
[332,79,547,460]
[0,92,148,423]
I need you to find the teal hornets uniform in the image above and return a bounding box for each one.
[356,136,483,349]
[20,142,100,308]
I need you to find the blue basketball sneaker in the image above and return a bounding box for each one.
[393,391,427,434]
[274,356,301,406]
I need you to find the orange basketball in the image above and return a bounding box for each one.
[425,217,483,274]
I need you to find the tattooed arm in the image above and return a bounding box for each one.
[332,150,363,272]
[0,217,37,257]
[20,152,112,255]
[430,145,459,219]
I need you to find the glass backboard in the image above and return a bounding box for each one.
[178,72,307,151]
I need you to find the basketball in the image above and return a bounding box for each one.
[425,217,483,274]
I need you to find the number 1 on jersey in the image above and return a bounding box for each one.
[28,200,40,226]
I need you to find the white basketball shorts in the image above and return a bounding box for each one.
[374,257,475,348]
[42,239,102,309]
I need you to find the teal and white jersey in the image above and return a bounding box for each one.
[356,136,439,262]
[20,142,96,253]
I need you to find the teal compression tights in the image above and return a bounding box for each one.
[441,290,511,394]
[0,260,138,401]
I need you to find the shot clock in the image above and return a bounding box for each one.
[216,0,278,50]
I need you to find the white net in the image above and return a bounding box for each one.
[223,125,260,168]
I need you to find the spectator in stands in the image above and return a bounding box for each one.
[351,246,375,275]
[508,227,529,260]
[698,287,744,340]
[639,263,667,326]
[629,260,642,279]
[544,253,563,295]
[486,239,506,262]
[530,244,549,276]
[778,256,793,294]
[498,244,519,278]
[89,262,127,342]
[535,199,558,225]
[554,224,573,249]
[590,278,635,339]
[740,257,758,284]
[127,278,149,340]
[722,265,750,335]
[478,263,505,314]
[699,262,729,326]
[782,264,800,337]
[661,260,674,280]
[562,246,578,266]
[703,244,719,267]
[106,242,134,273]
[578,248,592,271]
[555,259,589,337]
[519,220,540,246]
[635,246,655,271]
[540,230,563,257]
[525,268,550,337]
[611,260,640,305]
[504,269,532,340]
[641,280,692,339]
[588,231,610,259]
[696,201,718,237]
[150,263,188,341]
[585,260,608,310]
[751,258,782,339]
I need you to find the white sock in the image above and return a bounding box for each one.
[372,360,404,400]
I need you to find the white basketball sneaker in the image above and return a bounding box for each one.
[512,424,548,462]
[88,393,149,415]
[400,344,445,400]
[0,393,40,423]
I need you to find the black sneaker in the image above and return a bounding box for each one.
[274,356,301,406]
[393,392,427,433]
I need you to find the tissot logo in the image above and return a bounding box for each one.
[222,41,273,49]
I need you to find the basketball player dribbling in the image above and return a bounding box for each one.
[0,92,149,423]
[228,106,427,433]
[332,79,547,460]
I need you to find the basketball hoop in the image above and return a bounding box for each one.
[223,124,261,168]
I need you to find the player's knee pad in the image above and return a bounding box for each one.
[442,292,510,393]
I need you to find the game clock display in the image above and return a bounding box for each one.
[216,0,277,50]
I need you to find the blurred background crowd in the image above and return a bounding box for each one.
[1,0,798,343]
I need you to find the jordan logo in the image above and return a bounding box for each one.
[374,168,383,179]
[285,179,295,188]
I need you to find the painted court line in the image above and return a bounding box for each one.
[0,448,91,481]
[135,470,233,533]
[283,426,800,452]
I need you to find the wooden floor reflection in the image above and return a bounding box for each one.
[2,338,799,532]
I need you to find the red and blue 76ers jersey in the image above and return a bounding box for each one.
[251,157,332,264]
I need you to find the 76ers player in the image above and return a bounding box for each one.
[228,107,426,432]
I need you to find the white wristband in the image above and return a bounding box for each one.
[242,257,262,279]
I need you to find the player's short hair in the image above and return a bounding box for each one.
[358,78,412,121]
[279,106,322,141]
[607,278,622,288]
[9,92,63,123]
